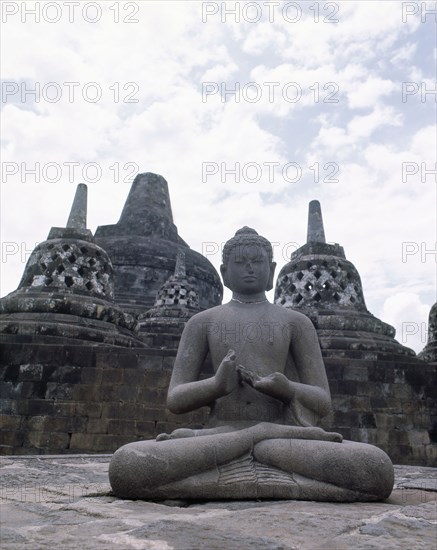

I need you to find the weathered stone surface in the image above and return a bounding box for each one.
[137,250,201,349]
[0,344,208,456]
[0,456,435,549]
[275,200,414,357]
[323,357,437,466]
[110,227,395,502]
[0,184,142,348]
[273,201,437,467]
[94,173,223,315]
[1,181,435,468]
[419,302,437,362]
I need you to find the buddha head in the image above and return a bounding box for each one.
[220,227,276,294]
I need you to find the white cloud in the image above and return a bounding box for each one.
[348,105,403,139]
[1,0,435,342]
[390,42,417,65]
[380,293,432,353]
[346,76,396,109]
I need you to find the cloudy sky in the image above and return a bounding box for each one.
[1,1,436,353]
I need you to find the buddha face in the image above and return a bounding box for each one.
[221,243,276,294]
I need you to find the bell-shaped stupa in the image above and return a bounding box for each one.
[418,302,437,362]
[0,184,142,347]
[274,200,415,356]
[94,172,222,315]
[137,250,200,348]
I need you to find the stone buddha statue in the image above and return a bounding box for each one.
[109,227,394,501]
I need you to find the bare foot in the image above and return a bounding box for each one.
[249,422,343,443]
[311,427,343,442]
[156,428,196,441]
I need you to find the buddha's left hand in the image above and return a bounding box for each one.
[253,372,294,403]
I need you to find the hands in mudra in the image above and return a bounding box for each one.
[215,349,293,403]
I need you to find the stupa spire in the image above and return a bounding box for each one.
[47,184,93,241]
[118,172,174,226]
[307,200,326,244]
[66,183,87,229]
[174,250,186,279]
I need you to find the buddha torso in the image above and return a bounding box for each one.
[198,301,302,426]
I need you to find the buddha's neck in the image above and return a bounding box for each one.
[231,291,268,304]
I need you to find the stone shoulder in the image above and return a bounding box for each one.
[268,302,314,326]
[186,302,314,328]
[183,304,228,326]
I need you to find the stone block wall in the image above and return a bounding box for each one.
[1,342,436,466]
[0,343,207,455]
[322,351,437,466]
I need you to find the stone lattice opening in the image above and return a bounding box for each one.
[429,423,437,443]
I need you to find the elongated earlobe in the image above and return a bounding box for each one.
[266,262,276,291]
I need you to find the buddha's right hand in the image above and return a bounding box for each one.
[214,349,239,396]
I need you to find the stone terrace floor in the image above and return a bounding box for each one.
[0,455,436,549]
